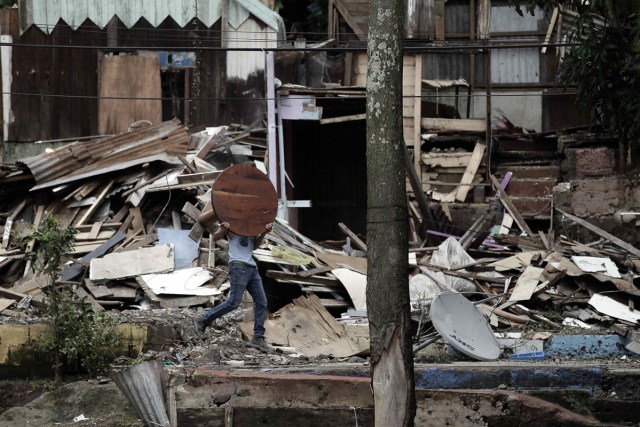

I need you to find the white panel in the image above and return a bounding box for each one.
[23,0,225,32]
[1,35,12,142]
[226,19,277,80]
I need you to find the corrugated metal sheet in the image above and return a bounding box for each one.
[425,2,545,84]
[227,18,278,80]
[490,5,543,84]
[112,360,170,427]
[21,0,278,33]
[19,118,189,190]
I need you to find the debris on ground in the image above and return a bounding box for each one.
[1,115,639,367]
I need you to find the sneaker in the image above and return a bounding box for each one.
[250,336,271,353]
[193,316,207,336]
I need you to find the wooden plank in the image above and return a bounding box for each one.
[298,266,333,277]
[319,113,366,125]
[2,199,28,249]
[337,222,367,252]
[87,222,103,240]
[129,206,145,236]
[509,266,544,302]
[176,171,220,184]
[116,233,158,252]
[490,174,534,236]
[265,270,342,287]
[333,0,366,40]
[0,298,14,313]
[76,287,105,312]
[76,180,114,226]
[556,208,640,258]
[75,230,116,241]
[541,7,559,53]
[60,231,126,282]
[413,53,422,176]
[421,152,475,168]
[0,287,44,309]
[455,142,486,202]
[421,118,486,132]
[84,279,115,299]
[90,244,174,282]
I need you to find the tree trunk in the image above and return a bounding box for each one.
[366,1,417,426]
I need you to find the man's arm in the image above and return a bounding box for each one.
[253,223,273,249]
[212,222,230,241]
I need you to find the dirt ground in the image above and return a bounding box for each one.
[0,380,47,414]
[0,380,142,427]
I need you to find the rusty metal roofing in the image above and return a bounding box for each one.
[19,118,189,191]
[112,359,170,427]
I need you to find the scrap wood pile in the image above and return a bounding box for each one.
[0,118,372,359]
[0,119,274,315]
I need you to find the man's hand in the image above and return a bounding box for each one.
[212,222,230,241]
[255,223,272,248]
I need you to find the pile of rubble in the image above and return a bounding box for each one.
[1,118,640,365]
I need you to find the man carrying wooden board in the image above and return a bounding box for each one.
[193,163,279,353]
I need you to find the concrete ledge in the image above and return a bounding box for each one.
[166,368,604,426]
[0,323,151,378]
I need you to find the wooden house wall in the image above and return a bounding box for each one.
[3,7,266,142]
[352,52,422,150]
[9,22,104,142]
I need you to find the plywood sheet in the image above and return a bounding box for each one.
[89,244,174,282]
[332,268,367,310]
[239,294,359,357]
[98,53,162,134]
[139,267,220,296]
[509,266,544,302]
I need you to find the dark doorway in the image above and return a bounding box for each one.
[161,70,186,123]
[287,97,367,241]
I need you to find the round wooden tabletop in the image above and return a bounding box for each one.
[211,163,278,237]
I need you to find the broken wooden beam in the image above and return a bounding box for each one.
[489,174,534,236]
[556,208,640,258]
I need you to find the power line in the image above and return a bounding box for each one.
[1,91,577,102]
[0,40,577,52]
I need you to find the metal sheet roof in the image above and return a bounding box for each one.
[21,0,278,33]
[19,118,189,190]
[112,360,169,427]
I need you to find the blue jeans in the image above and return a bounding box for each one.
[202,261,268,338]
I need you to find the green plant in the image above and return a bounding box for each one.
[19,216,119,380]
[508,0,640,165]
[38,290,120,376]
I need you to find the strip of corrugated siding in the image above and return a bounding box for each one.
[22,0,224,32]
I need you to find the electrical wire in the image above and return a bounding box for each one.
[0,91,577,102]
[0,39,578,52]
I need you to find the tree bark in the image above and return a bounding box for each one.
[366,1,417,426]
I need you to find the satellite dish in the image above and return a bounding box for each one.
[430,293,500,361]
